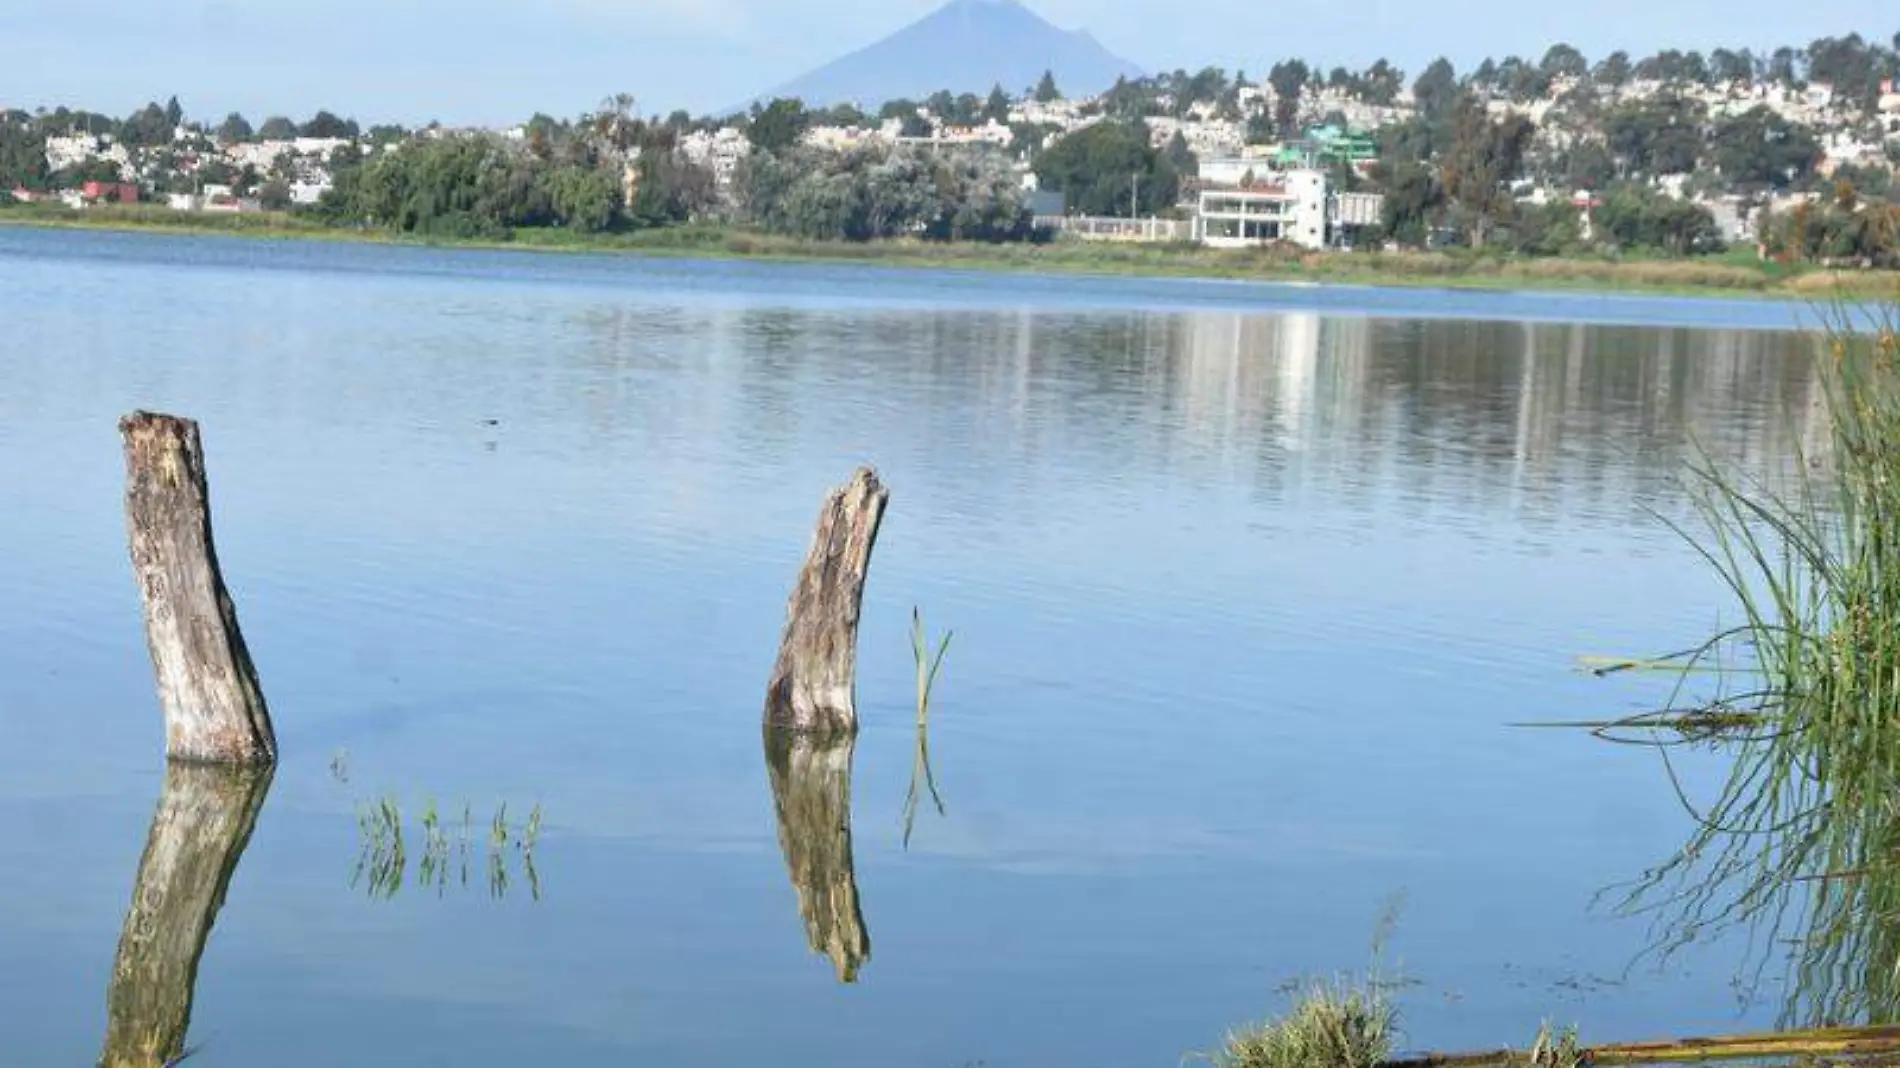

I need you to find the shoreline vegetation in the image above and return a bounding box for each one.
[6,204,1898,300]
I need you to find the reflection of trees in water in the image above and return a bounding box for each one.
[763,728,870,984]
[100,763,272,1068]
[600,305,1821,529]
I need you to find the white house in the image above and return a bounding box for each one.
[1194,168,1327,250]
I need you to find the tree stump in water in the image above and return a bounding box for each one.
[120,412,275,764]
[100,762,273,1068]
[764,467,887,734]
[764,727,870,983]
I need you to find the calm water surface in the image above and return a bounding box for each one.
[0,228,1831,1067]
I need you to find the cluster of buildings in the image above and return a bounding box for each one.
[10,125,359,212]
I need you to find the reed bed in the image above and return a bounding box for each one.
[353,794,544,901]
[1613,296,1900,1024]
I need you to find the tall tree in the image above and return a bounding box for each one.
[1711,106,1821,193]
[1594,51,1632,87]
[300,110,358,139]
[164,96,184,128]
[257,116,297,141]
[1034,70,1061,103]
[1268,60,1309,138]
[1413,58,1459,123]
[1032,120,1178,217]
[984,84,1012,124]
[1540,43,1588,79]
[1440,95,1534,248]
[216,112,253,144]
[747,98,809,154]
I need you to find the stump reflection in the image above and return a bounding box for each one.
[763,728,870,983]
[100,762,273,1068]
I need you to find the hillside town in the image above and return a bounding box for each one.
[4,30,1900,263]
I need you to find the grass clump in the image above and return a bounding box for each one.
[1214,977,1397,1068]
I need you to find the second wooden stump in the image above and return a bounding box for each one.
[764,467,888,734]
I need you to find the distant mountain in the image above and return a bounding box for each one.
[748,0,1143,112]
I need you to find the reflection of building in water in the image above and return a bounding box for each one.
[1170,312,1374,462]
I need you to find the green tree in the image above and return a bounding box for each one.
[984,84,1012,124]
[1412,58,1459,124]
[164,96,184,127]
[1603,94,1705,176]
[216,112,254,144]
[258,179,293,211]
[1710,106,1820,193]
[121,101,173,148]
[1034,70,1061,103]
[1165,129,1197,176]
[1362,59,1404,106]
[1440,95,1534,247]
[1032,120,1178,217]
[1541,43,1588,79]
[538,165,621,231]
[0,123,50,191]
[1594,184,1724,253]
[1376,161,1443,246]
[1709,48,1754,84]
[258,116,297,141]
[1594,51,1632,86]
[1268,60,1309,137]
[747,98,809,154]
[301,110,359,139]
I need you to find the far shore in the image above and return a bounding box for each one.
[5,204,1897,301]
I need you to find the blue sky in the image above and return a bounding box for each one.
[0,0,1891,126]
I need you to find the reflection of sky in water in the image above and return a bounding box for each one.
[0,229,1823,1067]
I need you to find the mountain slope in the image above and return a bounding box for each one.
[752,0,1143,110]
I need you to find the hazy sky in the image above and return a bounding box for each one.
[0,0,1892,126]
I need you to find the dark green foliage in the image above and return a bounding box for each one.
[1034,70,1061,103]
[1374,161,1442,246]
[1594,184,1724,254]
[257,116,297,141]
[164,96,184,128]
[1603,94,1706,176]
[1505,199,1584,255]
[628,149,715,227]
[258,179,293,211]
[1268,60,1309,137]
[1540,44,1588,79]
[313,134,648,236]
[1032,120,1178,217]
[1411,58,1459,124]
[216,113,253,144]
[1441,96,1535,247]
[984,84,1011,124]
[1165,130,1197,176]
[120,101,174,148]
[1710,106,1820,193]
[747,98,809,154]
[737,143,1029,242]
[53,158,125,186]
[300,111,359,139]
[0,121,50,191]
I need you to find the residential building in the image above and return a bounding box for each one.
[1194,168,1327,249]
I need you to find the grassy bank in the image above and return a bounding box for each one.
[4,202,1898,299]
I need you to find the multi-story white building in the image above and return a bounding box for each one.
[1193,168,1327,249]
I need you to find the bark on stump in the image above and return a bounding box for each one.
[100,762,274,1068]
[120,412,275,764]
[764,467,888,734]
[764,727,870,983]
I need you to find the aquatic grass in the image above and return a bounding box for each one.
[1611,295,1900,1024]
[351,794,544,902]
[1214,977,1397,1068]
[902,609,952,849]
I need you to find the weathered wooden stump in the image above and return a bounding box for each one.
[100,762,273,1068]
[120,412,275,764]
[764,727,870,982]
[764,467,888,733]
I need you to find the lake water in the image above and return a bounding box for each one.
[0,228,1836,1067]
